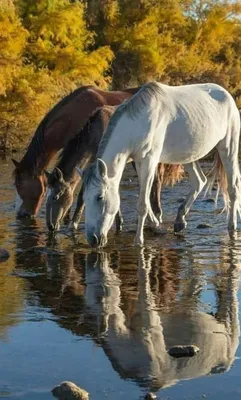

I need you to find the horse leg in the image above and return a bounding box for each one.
[133,161,163,224]
[63,208,71,225]
[150,164,163,223]
[115,209,124,232]
[71,185,85,230]
[131,161,137,174]
[174,161,207,232]
[134,157,159,246]
[217,141,240,232]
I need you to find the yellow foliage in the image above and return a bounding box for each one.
[0,0,241,151]
[0,8,28,95]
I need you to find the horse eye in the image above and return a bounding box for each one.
[97,195,103,201]
[53,194,59,201]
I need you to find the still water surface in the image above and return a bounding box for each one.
[1,154,241,399]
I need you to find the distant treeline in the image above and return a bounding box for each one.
[0,0,241,151]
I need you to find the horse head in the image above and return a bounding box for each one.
[45,167,74,232]
[79,159,120,247]
[12,159,47,218]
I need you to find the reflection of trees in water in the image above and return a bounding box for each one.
[0,271,25,340]
[12,226,241,392]
[0,221,36,340]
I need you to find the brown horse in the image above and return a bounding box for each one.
[12,85,139,218]
[12,84,183,220]
[45,105,184,232]
[45,106,118,231]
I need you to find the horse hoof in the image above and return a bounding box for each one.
[156,213,162,224]
[228,223,237,232]
[174,221,187,233]
[69,221,78,230]
[134,237,144,246]
[116,224,123,233]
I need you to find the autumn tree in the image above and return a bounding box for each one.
[0,0,114,151]
[18,0,113,87]
[86,0,241,102]
[1,0,241,151]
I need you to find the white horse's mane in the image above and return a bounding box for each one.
[82,162,99,188]
[97,81,164,158]
[83,82,164,187]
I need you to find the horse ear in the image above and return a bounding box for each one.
[97,158,108,179]
[53,167,64,183]
[76,167,84,178]
[11,158,20,168]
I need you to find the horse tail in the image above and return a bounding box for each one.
[205,152,233,213]
[159,164,184,186]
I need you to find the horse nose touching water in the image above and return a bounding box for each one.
[12,161,47,218]
[44,105,183,234]
[13,82,241,247]
[12,85,141,219]
[45,167,76,232]
[12,84,183,233]
[81,81,241,247]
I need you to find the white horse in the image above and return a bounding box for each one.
[84,249,240,390]
[78,82,241,246]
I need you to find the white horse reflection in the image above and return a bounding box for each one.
[84,248,240,390]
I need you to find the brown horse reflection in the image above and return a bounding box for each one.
[12,85,183,219]
[84,248,240,391]
[12,222,240,394]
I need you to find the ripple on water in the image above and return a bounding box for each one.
[1,157,241,399]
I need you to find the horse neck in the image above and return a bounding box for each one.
[101,131,130,183]
[21,148,56,177]
[57,153,88,184]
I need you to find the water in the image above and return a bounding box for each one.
[1,154,241,399]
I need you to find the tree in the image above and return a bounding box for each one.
[18,0,113,87]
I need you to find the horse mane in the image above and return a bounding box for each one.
[17,85,94,175]
[82,163,100,188]
[57,107,101,170]
[97,82,163,158]
[57,105,116,176]
[81,83,163,187]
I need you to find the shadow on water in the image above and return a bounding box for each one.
[1,155,241,399]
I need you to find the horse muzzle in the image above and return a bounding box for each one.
[47,222,60,232]
[87,233,107,248]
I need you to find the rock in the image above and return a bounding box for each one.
[203,198,215,203]
[0,248,10,263]
[52,381,89,400]
[145,393,157,399]
[168,345,200,358]
[196,223,213,229]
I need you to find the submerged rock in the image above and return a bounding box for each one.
[52,381,89,400]
[177,197,185,203]
[168,345,200,358]
[204,198,215,203]
[196,223,213,229]
[0,248,10,263]
[145,393,157,399]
